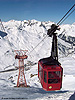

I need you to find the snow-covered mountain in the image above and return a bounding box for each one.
[0,20,75,100]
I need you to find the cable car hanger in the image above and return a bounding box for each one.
[27,4,75,56]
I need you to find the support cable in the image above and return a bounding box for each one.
[57,4,75,25]
[27,4,75,56]
[27,34,48,55]
[58,9,75,25]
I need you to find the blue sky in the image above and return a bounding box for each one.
[0,0,75,24]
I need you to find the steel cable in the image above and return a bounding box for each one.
[27,4,75,56]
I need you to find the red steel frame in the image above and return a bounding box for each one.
[14,50,28,87]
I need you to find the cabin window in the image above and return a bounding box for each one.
[48,72,54,78]
[48,71,61,84]
[48,79,59,83]
[41,69,43,79]
[55,71,61,78]
[39,64,41,76]
[39,64,43,79]
[44,71,47,83]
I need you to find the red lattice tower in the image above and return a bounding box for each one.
[14,50,28,87]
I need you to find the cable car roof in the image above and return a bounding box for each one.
[39,57,61,66]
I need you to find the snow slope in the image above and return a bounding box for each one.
[0,20,75,100]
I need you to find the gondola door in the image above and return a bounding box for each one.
[38,63,43,87]
[41,67,43,87]
[43,70,47,90]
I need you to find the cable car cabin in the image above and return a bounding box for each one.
[38,24,63,91]
[38,57,63,91]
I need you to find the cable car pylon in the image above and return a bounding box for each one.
[14,50,30,87]
[0,19,5,32]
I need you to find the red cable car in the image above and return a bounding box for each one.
[38,24,63,91]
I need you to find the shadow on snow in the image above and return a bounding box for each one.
[69,92,75,100]
[0,86,69,99]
